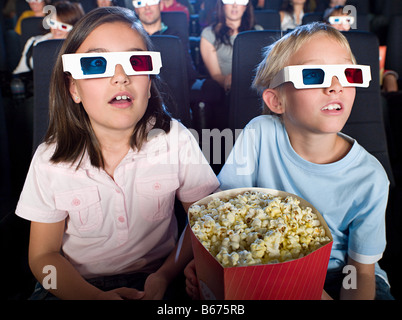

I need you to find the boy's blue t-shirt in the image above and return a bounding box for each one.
[218,115,389,278]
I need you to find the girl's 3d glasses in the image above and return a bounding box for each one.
[62,51,162,80]
[222,0,249,5]
[328,16,355,26]
[132,0,160,8]
[48,19,73,32]
[269,64,371,89]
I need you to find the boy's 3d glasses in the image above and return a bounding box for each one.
[328,16,355,26]
[62,51,162,79]
[222,0,249,5]
[269,64,371,89]
[48,19,73,32]
[132,0,160,8]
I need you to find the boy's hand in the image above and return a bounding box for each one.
[184,259,200,299]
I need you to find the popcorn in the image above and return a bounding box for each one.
[189,191,331,267]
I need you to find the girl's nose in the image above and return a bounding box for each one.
[111,64,129,85]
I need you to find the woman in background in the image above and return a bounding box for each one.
[197,0,261,130]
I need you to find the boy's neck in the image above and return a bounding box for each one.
[287,131,352,164]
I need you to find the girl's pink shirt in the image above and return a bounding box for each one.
[16,120,219,278]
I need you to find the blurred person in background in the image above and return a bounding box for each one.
[280,0,310,31]
[159,0,190,21]
[12,1,85,96]
[324,5,398,93]
[197,0,261,129]
[15,0,51,35]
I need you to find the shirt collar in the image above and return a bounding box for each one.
[79,120,170,171]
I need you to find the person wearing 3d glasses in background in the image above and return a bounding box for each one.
[185,23,394,300]
[197,0,261,130]
[12,1,84,97]
[15,6,219,300]
[132,0,198,88]
[324,5,399,94]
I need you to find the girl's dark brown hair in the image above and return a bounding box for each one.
[46,6,171,169]
[212,0,256,48]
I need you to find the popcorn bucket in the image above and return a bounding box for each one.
[188,188,333,300]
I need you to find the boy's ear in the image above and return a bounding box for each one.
[262,88,284,114]
[69,78,81,103]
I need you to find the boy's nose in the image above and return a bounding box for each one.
[326,76,343,93]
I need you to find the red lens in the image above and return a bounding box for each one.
[130,55,153,72]
[345,68,363,84]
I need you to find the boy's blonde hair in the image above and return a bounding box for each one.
[252,22,356,114]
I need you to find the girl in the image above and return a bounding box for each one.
[186,23,394,300]
[16,6,219,300]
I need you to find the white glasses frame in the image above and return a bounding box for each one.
[269,64,371,89]
[132,0,160,8]
[329,16,355,26]
[26,0,44,3]
[48,18,73,32]
[221,0,249,5]
[62,51,162,80]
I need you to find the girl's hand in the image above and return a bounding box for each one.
[97,287,145,300]
[184,259,200,299]
[142,272,169,300]
[224,74,232,92]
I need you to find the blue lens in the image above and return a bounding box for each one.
[302,68,325,85]
[80,57,107,75]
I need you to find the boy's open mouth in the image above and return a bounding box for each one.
[321,103,342,111]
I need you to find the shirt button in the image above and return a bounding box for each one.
[115,189,121,194]
[153,183,161,191]
[118,216,125,223]
[71,198,81,206]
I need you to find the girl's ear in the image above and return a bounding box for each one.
[69,78,81,104]
[147,78,152,99]
[262,88,285,114]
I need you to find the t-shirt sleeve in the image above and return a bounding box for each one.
[174,123,220,203]
[347,164,389,264]
[218,123,259,190]
[200,26,215,45]
[15,145,68,223]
